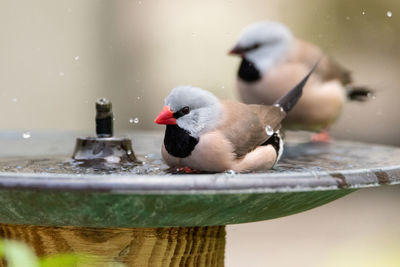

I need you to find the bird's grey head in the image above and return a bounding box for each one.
[165,86,222,138]
[231,21,293,73]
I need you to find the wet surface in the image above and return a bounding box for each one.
[0,154,167,175]
[0,133,398,176]
[0,132,398,227]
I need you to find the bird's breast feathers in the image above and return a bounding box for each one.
[163,125,199,158]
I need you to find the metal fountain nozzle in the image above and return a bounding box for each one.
[96,98,113,138]
[72,98,140,167]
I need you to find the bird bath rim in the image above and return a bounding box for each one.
[0,130,398,194]
[0,165,398,194]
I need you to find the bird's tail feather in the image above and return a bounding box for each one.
[347,86,373,102]
[275,60,319,113]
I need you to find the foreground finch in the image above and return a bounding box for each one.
[154,65,316,173]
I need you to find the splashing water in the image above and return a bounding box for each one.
[129,117,140,124]
[22,132,31,139]
[98,98,107,104]
[225,170,236,176]
[265,125,274,136]
[274,103,284,113]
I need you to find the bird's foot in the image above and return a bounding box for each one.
[175,166,199,174]
[311,130,331,143]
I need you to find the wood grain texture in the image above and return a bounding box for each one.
[0,224,225,267]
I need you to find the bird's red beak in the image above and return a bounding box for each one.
[228,44,244,56]
[154,106,176,125]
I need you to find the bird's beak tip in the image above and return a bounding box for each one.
[228,49,238,56]
[228,45,243,56]
[154,106,177,125]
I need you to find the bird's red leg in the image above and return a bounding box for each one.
[176,166,199,174]
[311,130,331,143]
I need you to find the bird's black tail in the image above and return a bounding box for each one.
[275,61,319,113]
[347,86,373,102]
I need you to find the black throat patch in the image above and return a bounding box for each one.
[164,125,199,158]
[238,58,261,82]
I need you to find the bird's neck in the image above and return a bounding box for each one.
[243,39,293,77]
[164,125,199,158]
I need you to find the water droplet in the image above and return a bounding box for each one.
[129,117,139,124]
[98,98,107,104]
[265,125,274,136]
[274,103,284,113]
[59,72,65,76]
[22,132,31,139]
[74,56,79,61]
[387,11,392,17]
[225,170,236,175]
[362,11,366,15]
[12,98,17,103]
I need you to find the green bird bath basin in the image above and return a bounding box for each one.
[0,130,399,266]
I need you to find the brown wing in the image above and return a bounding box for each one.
[289,39,352,85]
[318,56,352,85]
[217,101,285,158]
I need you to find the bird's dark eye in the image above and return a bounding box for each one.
[173,106,191,119]
[182,106,190,114]
[242,43,261,52]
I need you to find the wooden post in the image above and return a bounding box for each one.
[0,224,226,267]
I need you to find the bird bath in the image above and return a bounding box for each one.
[0,103,399,266]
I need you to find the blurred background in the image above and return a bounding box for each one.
[0,0,399,266]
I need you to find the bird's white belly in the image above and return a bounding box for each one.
[237,78,279,105]
[237,77,346,131]
[284,80,347,131]
[182,131,235,172]
[162,131,235,172]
